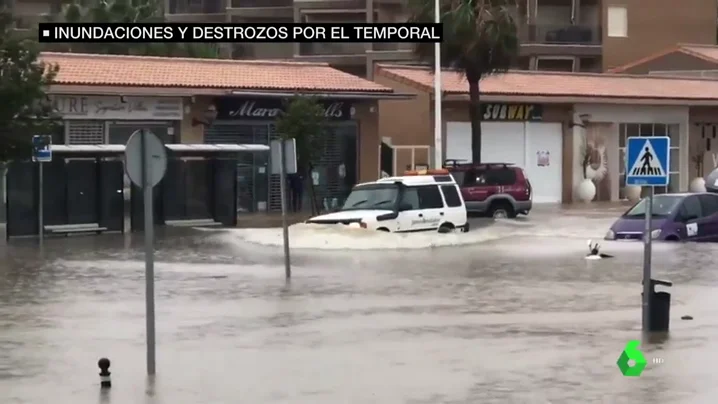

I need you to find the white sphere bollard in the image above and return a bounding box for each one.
[625,185,642,202]
[690,177,707,193]
[576,179,596,203]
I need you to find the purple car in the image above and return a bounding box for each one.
[605,193,718,242]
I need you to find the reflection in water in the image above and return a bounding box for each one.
[0,209,717,403]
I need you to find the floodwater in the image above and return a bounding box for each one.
[1,206,718,404]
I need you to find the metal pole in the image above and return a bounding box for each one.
[433,0,442,169]
[38,162,44,244]
[279,141,291,279]
[642,187,653,332]
[141,129,157,375]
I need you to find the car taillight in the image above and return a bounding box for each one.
[360,222,367,229]
[525,180,532,197]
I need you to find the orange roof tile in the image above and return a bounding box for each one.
[41,52,392,93]
[377,64,718,101]
[608,43,718,73]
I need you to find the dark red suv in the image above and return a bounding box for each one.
[444,161,532,218]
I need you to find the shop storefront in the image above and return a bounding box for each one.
[205,97,361,213]
[445,103,566,203]
[50,95,184,145]
[571,105,689,201]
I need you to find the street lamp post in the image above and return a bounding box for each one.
[433,0,443,169]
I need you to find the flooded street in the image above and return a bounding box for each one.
[1,206,718,403]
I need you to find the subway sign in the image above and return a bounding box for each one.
[482,103,543,121]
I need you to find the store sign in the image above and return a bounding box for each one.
[216,98,353,121]
[482,103,543,121]
[50,95,183,120]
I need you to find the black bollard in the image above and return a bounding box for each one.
[98,358,111,388]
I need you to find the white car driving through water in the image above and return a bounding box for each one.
[306,169,470,233]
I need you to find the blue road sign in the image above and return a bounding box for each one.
[31,135,52,163]
[626,136,670,186]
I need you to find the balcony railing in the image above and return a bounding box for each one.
[229,0,292,7]
[299,42,367,56]
[522,23,601,45]
[168,0,222,14]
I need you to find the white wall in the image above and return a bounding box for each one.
[573,105,690,196]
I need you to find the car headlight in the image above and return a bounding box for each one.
[651,229,661,239]
[605,230,615,240]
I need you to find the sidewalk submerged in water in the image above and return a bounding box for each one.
[234,202,633,228]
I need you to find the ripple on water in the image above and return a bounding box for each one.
[215,214,618,251]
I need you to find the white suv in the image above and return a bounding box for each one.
[306,170,469,233]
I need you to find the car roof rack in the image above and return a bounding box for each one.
[443,160,515,170]
[443,159,469,168]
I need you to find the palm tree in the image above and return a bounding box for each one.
[409,0,520,163]
[275,96,327,214]
[49,0,220,58]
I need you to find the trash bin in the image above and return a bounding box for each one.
[642,278,673,332]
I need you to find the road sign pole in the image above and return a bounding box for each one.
[642,186,653,332]
[38,162,44,244]
[141,129,157,375]
[279,140,291,279]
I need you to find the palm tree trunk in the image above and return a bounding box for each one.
[467,79,482,163]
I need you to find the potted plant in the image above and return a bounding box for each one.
[690,154,706,192]
[576,138,596,203]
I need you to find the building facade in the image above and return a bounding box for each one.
[519,0,717,73]
[13,0,718,75]
[41,52,401,214]
[374,64,718,204]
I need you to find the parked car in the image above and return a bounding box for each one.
[443,160,532,218]
[305,169,469,233]
[605,192,718,242]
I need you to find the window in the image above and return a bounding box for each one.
[417,186,444,209]
[484,168,517,186]
[623,194,682,218]
[441,185,463,207]
[341,185,399,211]
[698,194,718,217]
[607,6,628,38]
[677,196,703,221]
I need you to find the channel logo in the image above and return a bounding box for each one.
[616,340,648,376]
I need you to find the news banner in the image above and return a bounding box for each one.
[37,23,442,43]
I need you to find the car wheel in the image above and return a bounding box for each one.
[438,223,454,233]
[665,235,680,241]
[489,202,515,219]
[462,222,470,233]
[377,228,390,232]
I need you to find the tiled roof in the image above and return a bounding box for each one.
[40,52,392,93]
[377,64,718,101]
[608,44,718,73]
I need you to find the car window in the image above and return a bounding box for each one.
[450,171,465,185]
[417,185,444,209]
[484,168,517,186]
[698,194,718,217]
[624,194,683,217]
[678,196,703,220]
[399,187,421,210]
[441,185,462,207]
[463,170,478,186]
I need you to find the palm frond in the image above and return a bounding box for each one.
[408,0,520,80]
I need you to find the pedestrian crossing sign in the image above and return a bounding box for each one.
[626,136,670,186]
